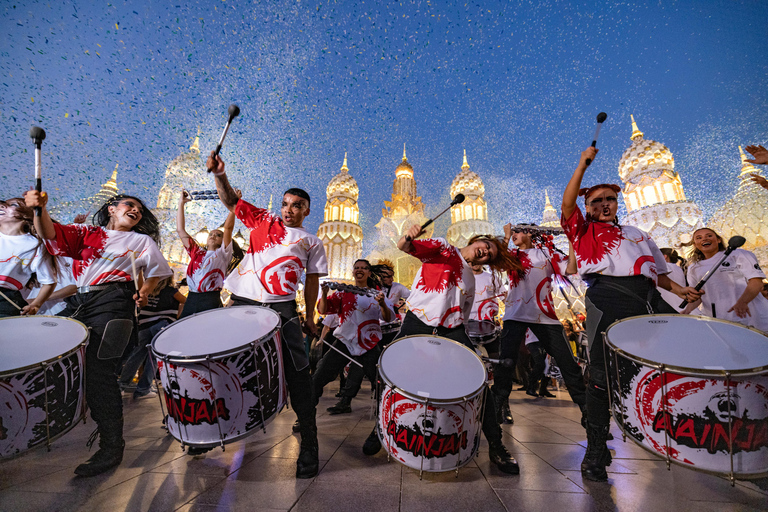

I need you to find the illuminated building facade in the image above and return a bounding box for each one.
[446,150,493,247]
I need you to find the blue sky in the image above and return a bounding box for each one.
[2,0,767,248]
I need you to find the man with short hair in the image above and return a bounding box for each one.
[209,153,327,479]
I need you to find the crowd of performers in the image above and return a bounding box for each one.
[2,144,767,482]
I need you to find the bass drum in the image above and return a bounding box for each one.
[151,306,286,449]
[0,316,88,458]
[604,314,768,480]
[376,335,486,475]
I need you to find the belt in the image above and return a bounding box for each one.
[77,281,133,294]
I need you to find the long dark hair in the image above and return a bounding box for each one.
[467,234,524,275]
[354,259,386,289]
[93,195,161,245]
[226,240,244,275]
[3,198,59,286]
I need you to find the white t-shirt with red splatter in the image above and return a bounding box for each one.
[0,232,55,291]
[686,249,768,333]
[224,199,327,303]
[405,238,475,328]
[470,271,505,321]
[21,256,75,315]
[561,208,668,283]
[503,247,566,325]
[384,281,410,323]
[325,291,393,356]
[185,242,233,293]
[44,224,171,287]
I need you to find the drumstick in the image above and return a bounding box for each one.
[129,251,141,316]
[29,126,46,217]
[321,339,364,368]
[481,356,515,368]
[0,289,22,310]
[206,104,240,172]
[405,194,465,242]
[585,112,607,166]
[679,236,746,308]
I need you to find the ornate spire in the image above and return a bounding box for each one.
[109,164,118,184]
[268,194,273,210]
[190,127,201,153]
[341,152,349,173]
[738,145,761,184]
[630,114,644,140]
[402,143,407,162]
[462,149,469,171]
[545,189,553,209]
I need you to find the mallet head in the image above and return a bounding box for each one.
[596,112,608,123]
[728,236,746,249]
[451,193,466,206]
[29,126,46,142]
[228,104,240,119]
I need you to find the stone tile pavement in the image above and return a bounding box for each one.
[1,382,766,512]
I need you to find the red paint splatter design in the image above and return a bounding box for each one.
[410,239,464,293]
[507,249,531,287]
[186,243,206,277]
[562,208,624,266]
[326,291,359,325]
[47,224,108,281]
[236,200,287,254]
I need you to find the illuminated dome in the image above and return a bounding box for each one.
[541,190,559,228]
[395,144,414,178]
[708,146,768,267]
[618,115,703,247]
[327,154,359,200]
[447,150,492,247]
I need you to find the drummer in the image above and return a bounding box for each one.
[24,190,172,477]
[683,227,768,333]
[378,260,410,328]
[209,152,327,479]
[313,260,394,415]
[560,146,700,481]
[362,225,524,475]
[176,188,243,317]
[491,223,587,428]
[0,198,56,316]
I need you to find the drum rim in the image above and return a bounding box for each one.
[377,334,487,404]
[150,306,282,362]
[604,314,768,377]
[0,316,89,377]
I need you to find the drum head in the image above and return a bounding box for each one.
[379,335,486,401]
[605,315,768,373]
[0,316,88,374]
[152,306,281,360]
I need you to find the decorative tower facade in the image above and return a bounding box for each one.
[446,150,493,247]
[368,145,432,287]
[708,147,768,267]
[540,190,559,228]
[49,165,120,222]
[618,115,703,247]
[317,154,363,282]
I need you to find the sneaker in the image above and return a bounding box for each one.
[488,442,520,475]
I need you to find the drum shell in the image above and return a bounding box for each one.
[0,317,87,458]
[376,336,485,473]
[380,321,402,335]
[605,315,768,478]
[466,320,499,346]
[151,308,286,448]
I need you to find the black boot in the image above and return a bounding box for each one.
[74,418,125,477]
[488,441,520,475]
[525,382,539,398]
[500,401,514,425]
[581,423,612,481]
[326,396,352,415]
[539,379,555,398]
[296,419,319,479]
[491,389,513,425]
[362,427,381,456]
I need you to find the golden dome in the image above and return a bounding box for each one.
[618,115,675,183]
[708,146,768,260]
[450,150,485,198]
[327,153,359,200]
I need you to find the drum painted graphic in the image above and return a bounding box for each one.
[0,316,88,458]
[605,315,768,478]
[377,335,486,473]
[152,306,286,448]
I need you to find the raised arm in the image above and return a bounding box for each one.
[176,189,194,251]
[562,147,598,220]
[375,291,394,322]
[23,190,56,240]
[207,152,240,210]
[222,189,241,249]
[316,283,329,315]
[397,224,425,253]
[566,242,578,275]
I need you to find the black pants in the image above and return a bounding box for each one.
[495,320,586,409]
[583,275,677,427]
[60,283,136,427]
[0,288,24,317]
[312,341,379,404]
[338,329,396,398]
[394,311,503,446]
[229,296,315,429]
[179,290,222,318]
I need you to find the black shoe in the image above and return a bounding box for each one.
[74,421,125,477]
[525,387,539,398]
[292,419,301,433]
[488,442,520,475]
[362,428,381,456]
[581,424,612,482]
[539,389,555,398]
[186,446,213,457]
[296,430,319,479]
[327,396,352,415]
[500,402,514,425]
[606,432,614,440]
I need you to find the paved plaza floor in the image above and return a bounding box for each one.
[1,381,766,512]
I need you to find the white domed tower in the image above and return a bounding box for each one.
[540,190,559,228]
[317,153,363,282]
[447,150,493,247]
[708,147,768,267]
[618,115,703,247]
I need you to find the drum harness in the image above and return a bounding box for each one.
[590,277,655,315]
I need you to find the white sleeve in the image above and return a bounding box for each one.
[734,249,766,281]
[218,241,234,262]
[396,282,410,299]
[306,238,328,277]
[646,236,669,275]
[139,238,173,279]
[31,247,56,285]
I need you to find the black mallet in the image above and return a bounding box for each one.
[679,235,746,309]
[405,193,465,241]
[207,104,240,172]
[585,112,608,166]
[29,126,46,216]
